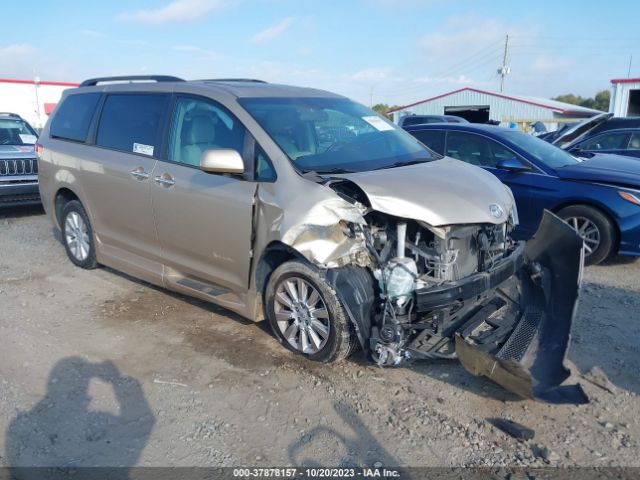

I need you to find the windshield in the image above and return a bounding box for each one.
[499,129,579,169]
[0,118,37,145]
[240,97,437,173]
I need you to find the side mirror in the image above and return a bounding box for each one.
[495,157,530,172]
[200,149,245,174]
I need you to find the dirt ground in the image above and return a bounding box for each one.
[0,204,639,469]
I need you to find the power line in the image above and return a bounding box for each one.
[381,42,504,99]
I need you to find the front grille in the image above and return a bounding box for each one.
[0,158,38,176]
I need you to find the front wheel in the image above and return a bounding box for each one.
[557,205,615,266]
[265,260,357,363]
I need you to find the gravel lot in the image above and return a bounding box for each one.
[0,205,639,469]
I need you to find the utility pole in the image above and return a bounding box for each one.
[628,55,633,78]
[498,34,510,93]
[369,86,374,108]
[33,75,41,129]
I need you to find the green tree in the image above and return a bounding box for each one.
[593,90,611,112]
[372,103,400,119]
[553,93,585,106]
[552,90,610,112]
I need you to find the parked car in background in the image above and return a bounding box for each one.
[398,114,468,127]
[586,116,640,135]
[562,128,640,159]
[405,123,640,265]
[0,113,39,205]
[35,75,585,402]
[543,112,640,159]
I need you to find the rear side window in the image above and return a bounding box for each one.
[50,93,101,142]
[402,116,428,127]
[580,132,630,151]
[411,130,445,155]
[96,94,168,156]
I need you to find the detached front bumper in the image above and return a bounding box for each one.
[454,211,588,403]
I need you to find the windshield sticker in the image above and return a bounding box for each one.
[362,116,395,132]
[133,143,154,156]
[19,134,37,144]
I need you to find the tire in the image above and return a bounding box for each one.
[557,205,615,266]
[61,200,98,269]
[265,260,357,363]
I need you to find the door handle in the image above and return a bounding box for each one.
[154,174,175,187]
[130,167,150,181]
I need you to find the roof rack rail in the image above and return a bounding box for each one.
[202,78,267,83]
[80,75,185,87]
[0,112,21,118]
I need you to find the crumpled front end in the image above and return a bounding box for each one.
[322,204,586,403]
[267,174,586,403]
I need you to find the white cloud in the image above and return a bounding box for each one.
[118,0,230,24]
[418,14,518,58]
[345,68,391,82]
[0,44,75,81]
[0,43,37,59]
[250,17,295,44]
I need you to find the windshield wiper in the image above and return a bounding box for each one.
[373,158,433,170]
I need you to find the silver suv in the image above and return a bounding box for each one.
[0,113,39,205]
[37,76,586,402]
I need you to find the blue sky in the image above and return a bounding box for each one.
[2,0,639,106]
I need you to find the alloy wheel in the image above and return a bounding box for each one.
[64,211,90,261]
[273,277,330,354]
[566,216,601,256]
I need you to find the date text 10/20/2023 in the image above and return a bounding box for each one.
[232,468,401,478]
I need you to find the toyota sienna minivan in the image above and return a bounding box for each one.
[37,75,586,402]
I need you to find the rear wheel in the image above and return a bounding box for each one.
[557,205,615,265]
[265,260,356,363]
[61,200,98,269]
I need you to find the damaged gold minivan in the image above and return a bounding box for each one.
[37,76,587,403]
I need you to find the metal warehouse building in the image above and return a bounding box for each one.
[390,87,601,130]
[609,77,640,117]
[0,78,78,130]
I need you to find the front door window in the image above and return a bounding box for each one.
[168,97,246,167]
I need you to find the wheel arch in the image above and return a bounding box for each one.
[54,187,81,229]
[256,242,376,353]
[254,241,311,296]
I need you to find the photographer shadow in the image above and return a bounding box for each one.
[5,356,155,479]
[288,401,400,468]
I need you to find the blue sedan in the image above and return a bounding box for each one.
[564,128,640,159]
[404,123,640,265]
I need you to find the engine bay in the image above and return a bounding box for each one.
[327,178,521,367]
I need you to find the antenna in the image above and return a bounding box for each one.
[497,34,510,93]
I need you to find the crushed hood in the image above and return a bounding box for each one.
[337,158,515,226]
[557,154,640,188]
